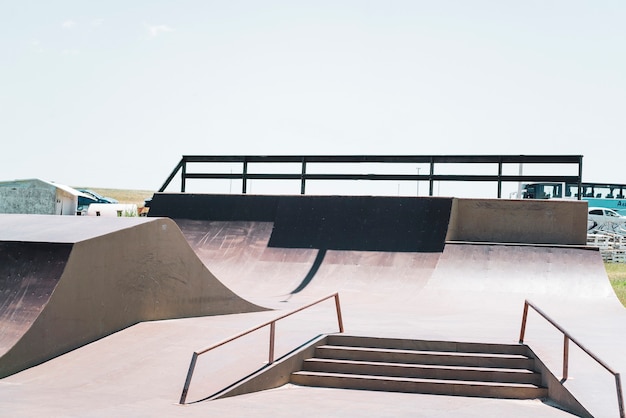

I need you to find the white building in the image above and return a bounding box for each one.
[0,179,86,215]
[86,203,138,217]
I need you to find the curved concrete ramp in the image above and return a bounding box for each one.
[0,215,264,378]
[151,194,452,306]
[175,219,441,307]
[414,243,624,338]
[427,243,617,298]
[0,242,71,356]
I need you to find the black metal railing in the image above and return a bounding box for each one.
[158,154,583,198]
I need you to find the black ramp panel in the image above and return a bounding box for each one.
[268,196,453,252]
[147,193,280,221]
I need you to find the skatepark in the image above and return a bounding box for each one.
[1,164,625,416]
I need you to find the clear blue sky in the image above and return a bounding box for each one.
[1,1,625,192]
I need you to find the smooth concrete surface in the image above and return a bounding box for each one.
[0,213,157,243]
[176,219,441,308]
[0,314,576,418]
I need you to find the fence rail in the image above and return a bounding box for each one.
[158,154,583,198]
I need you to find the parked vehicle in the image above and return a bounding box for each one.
[520,182,626,216]
[587,207,626,234]
[77,189,118,213]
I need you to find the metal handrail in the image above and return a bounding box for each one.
[519,299,624,418]
[179,292,344,405]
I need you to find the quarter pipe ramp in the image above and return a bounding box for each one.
[0,214,264,378]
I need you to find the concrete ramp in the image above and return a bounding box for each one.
[151,193,593,309]
[0,214,264,378]
[428,243,616,299]
[155,193,453,306]
[0,242,71,356]
[177,219,442,307]
[414,242,624,339]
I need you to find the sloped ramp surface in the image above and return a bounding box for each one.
[0,214,264,378]
[0,242,71,356]
[175,219,442,307]
[152,194,452,306]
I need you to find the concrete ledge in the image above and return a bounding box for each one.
[446,199,588,246]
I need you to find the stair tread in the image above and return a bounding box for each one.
[318,345,530,359]
[304,358,537,374]
[292,370,545,388]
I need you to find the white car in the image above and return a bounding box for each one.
[588,207,626,234]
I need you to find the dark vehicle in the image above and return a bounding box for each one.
[77,189,118,213]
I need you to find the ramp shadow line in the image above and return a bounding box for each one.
[289,248,327,295]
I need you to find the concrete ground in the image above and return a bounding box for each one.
[0,313,578,418]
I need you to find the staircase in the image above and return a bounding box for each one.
[290,335,548,399]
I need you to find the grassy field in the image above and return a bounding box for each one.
[76,188,155,209]
[605,262,626,307]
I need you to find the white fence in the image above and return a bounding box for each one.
[587,233,626,263]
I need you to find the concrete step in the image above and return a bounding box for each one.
[327,335,530,356]
[301,358,542,385]
[314,345,535,370]
[291,370,548,399]
[290,336,547,400]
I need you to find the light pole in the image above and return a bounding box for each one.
[417,167,421,196]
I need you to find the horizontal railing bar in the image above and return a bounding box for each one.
[183,173,581,183]
[179,292,343,405]
[522,300,618,375]
[196,292,340,355]
[520,299,624,418]
[160,154,583,194]
[180,154,582,164]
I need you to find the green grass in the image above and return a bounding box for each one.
[605,262,626,307]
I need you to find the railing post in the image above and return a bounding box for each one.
[300,158,306,195]
[577,156,583,201]
[179,293,341,404]
[521,299,625,416]
[181,159,187,193]
[334,293,344,333]
[563,335,569,381]
[616,373,625,418]
[268,322,275,364]
[429,157,434,196]
[158,158,184,192]
[179,352,198,405]
[519,301,529,343]
[242,159,248,194]
[497,159,503,198]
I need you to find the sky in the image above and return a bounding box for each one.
[1,1,625,194]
